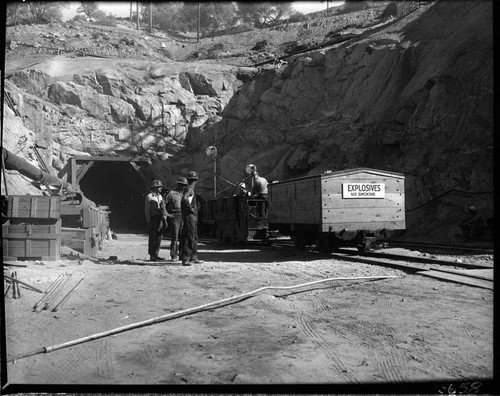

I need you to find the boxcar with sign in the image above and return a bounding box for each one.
[268,168,405,251]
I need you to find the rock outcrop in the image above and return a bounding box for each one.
[2,1,493,241]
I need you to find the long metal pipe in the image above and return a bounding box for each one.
[8,275,397,362]
[2,147,71,190]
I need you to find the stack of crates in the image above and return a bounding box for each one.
[2,195,62,260]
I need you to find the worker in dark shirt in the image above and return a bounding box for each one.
[164,177,187,262]
[180,171,203,266]
[250,168,268,217]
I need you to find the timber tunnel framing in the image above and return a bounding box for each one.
[60,156,152,231]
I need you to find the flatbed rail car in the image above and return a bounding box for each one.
[199,196,271,244]
[268,168,405,251]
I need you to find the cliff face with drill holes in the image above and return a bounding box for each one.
[3,1,493,241]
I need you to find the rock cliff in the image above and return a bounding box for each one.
[2,1,493,241]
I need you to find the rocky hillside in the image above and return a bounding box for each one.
[2,1,493,241]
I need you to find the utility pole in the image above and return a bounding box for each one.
[136,1,140,30]
[197,2,201,43]
[149,3,153,33]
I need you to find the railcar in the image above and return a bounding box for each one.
[267,168,405,251]
[199,195,272,244]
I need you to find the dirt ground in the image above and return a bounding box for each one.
[3,232,494,392]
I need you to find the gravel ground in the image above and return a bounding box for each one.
[3,232,494,393]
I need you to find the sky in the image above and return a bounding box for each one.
[62,2,345,21]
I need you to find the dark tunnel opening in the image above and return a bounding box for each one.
[79,161,148,232]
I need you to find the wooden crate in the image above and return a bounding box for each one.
[61,227,96,257]
[7,195,61,220]
[2,220,62,260]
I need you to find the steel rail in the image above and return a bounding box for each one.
[33,274,67,311]
[339,249,493,270]
[382,240,493,254]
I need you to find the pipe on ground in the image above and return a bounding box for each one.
[8,275,397,362]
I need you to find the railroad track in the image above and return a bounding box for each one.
[380,239,494,255]
[220,238,494,290]
[328,249,493,290]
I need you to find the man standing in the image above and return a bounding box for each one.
[164,177,187,262]
[180,171,203,266]
[250,168,268,217]
[145,179,166,261]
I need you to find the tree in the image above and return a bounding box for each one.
[76,2,100,20]
[6,3,31,25]
[236,2,293,28]
[153,3,185,32]
[199,2,237,37]
[178,2,236,37]
[26,1,68,24]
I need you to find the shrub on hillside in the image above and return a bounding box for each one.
[94,10,117,27]
[212,23,255,37]
[287,12,308,23]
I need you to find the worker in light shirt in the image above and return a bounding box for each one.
[145,179,167,261]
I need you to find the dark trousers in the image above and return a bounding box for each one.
[168,214,183,259]
[256,193,268,217]
[180,214,198,262]
[148,215,163,258]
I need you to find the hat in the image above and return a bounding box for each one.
[151,179,163,188]
[187,171,199,180]
[176,176,188,185]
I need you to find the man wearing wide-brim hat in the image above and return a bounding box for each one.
[145,179,167,261]
[180,171,204,266]
[164,176,188,262]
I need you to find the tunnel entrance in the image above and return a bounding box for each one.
[78,160,149,232]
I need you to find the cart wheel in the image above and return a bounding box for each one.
[315,235,330,253]
[357,242,369,253]
[292,233,306,250]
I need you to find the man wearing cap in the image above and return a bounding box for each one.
[180,171,203,266]
[145,179,167,261]
[164,177,187,262]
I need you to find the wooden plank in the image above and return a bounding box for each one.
[3,233,64,239]
[322,221,406,232]
[321,193,404,208]
[10,196,19,218]
[60,206,82,215]
[321,207,404,223]
[70,157,77,188]
[416,270,493,290]
[49,195,57,218]
[30,197,37,218]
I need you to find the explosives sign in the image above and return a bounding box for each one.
[342,183,385,199]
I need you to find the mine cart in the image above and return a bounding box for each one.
[200,196,271,244]
[268,168,405,251]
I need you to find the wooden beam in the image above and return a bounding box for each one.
[74,155,148,162]
[129,161,148,185]
[76,161,94,184]
[70,157,77,188]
